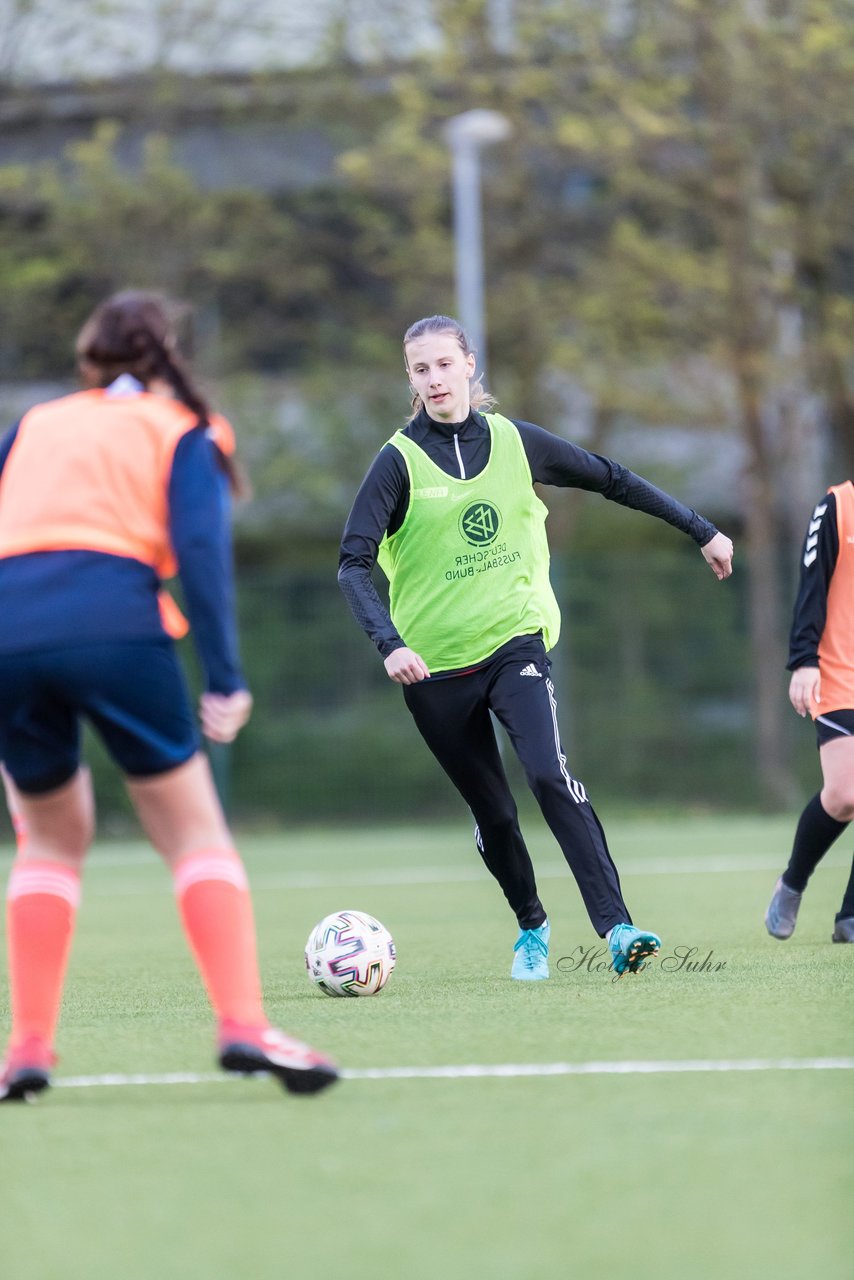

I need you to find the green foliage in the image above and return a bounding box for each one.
[2,5,852,437]
[2,2,853,813]
[0,121,330,378]
[72,548,813,827]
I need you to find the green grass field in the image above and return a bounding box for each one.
[1,813,852,1280]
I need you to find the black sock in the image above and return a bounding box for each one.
[837,860,854,922]
[783,793,849,893]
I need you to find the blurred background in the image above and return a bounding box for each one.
[1,0,851,826]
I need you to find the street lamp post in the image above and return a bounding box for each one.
[443,109,512,385]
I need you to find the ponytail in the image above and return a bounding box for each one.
[75,290,247,496]
[153,342,251,500]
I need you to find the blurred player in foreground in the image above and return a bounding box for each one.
[339,314,734,981]
[765,483,854,943]
[0,291,337,1101]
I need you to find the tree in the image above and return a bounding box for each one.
[2,1,853,809]
[336,0,854,806]
[0,119,335,377]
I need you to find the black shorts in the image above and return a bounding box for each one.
[815,709,854,747]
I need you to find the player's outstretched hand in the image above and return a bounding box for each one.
[200,689,253,742]
[701,531,734,580]
[384,646,431,684]
[789,666,820,718]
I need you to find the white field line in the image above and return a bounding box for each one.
[36,850,847,897]
[247,852,848,887]
[51,1057,854,1090]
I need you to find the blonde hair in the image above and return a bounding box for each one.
[403,315,497,421]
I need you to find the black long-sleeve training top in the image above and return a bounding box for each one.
[338,407,719,659]
[788,491,839,672]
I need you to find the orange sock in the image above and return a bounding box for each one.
[6,860,81,1049]
[173,848,266,1028]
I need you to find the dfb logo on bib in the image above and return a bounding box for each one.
[460,501,502,546]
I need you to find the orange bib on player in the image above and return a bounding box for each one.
[814,480,854,716]
[0,389,234,638]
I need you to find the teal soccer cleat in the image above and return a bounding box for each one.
[511,920,550,980]
[608,923,661,975]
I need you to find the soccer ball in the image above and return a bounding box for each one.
[304,909,396,997]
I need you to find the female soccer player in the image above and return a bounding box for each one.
[339,314,734,980]
[765,483,854,943]
[0,291,337,1101]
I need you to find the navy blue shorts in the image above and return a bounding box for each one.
[0,640,200,794]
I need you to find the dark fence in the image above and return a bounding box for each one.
[78,547,817,829]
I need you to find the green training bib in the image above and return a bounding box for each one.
[377,413,560,672]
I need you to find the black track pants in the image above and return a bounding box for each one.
[403,635,631,935]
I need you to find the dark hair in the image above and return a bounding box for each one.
[75,291,246,495]
[402,314,497,420]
